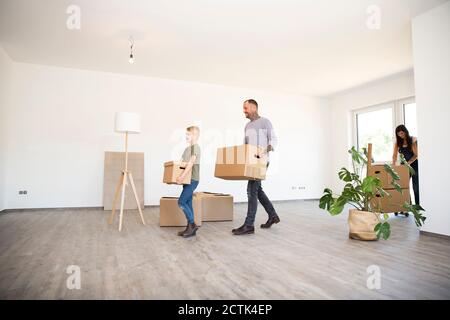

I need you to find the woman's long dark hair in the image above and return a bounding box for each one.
[395,125,413,150]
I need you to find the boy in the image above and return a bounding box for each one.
[176,126,201,238]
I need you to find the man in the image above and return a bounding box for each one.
[232,99,280,236]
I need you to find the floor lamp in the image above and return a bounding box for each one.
[108,112,146,231]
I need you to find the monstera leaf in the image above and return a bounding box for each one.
[338,168,352,182]
[383,164,400,181]
[375,222,391,240]
[319,188,334,211]
[329,196,347,216]
[361,176,381,194]
[383,164,403,192]
[348,146,368,165]
[403,203,427,227]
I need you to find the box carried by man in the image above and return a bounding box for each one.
[214,144,267,180]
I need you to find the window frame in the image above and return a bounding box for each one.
[399,97,417,133]
[352,96,415,164]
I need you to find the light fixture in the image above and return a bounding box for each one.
[128,36,134,64]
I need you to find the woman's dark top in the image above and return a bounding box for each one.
[398,137,418,169]
[399,145,414,162]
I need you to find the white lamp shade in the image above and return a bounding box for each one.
[115,112,141,133]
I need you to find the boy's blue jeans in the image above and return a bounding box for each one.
[178,180,199,224]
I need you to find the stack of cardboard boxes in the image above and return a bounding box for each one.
[159,192,234,226]
[369,165,411,213]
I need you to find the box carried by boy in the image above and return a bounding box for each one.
[163,161,192,184]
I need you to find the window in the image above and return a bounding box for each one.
[353,97,416,164]
[403,102,418,137]
[355,105,394,163]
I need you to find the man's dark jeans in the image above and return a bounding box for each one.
[244,179,277,226]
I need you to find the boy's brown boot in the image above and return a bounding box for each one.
[182,223,198,238]
[177,223,189,236]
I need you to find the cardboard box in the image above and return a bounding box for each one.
[163,161,192,185]
[214,144,267,180]
[159,196,202,226]
[195,192,234,221]
[368,165,410,189]
[372,189,411,213]
[392,165,411,189]
[367,165,389,187]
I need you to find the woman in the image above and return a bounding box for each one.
[392,125,419,205]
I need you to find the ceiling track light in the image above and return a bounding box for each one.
[128,36,134,64]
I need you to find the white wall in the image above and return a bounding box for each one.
[2,59,331,209]
[412,1,450,236]
[0,47,13,211]
[329,71,415,191]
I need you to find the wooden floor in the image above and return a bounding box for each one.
[0,200,449,300]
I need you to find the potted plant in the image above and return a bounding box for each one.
[319,147,426,240]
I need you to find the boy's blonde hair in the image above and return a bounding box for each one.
[186,126,200,137]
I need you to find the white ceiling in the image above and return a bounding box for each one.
[0,0,446,96]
